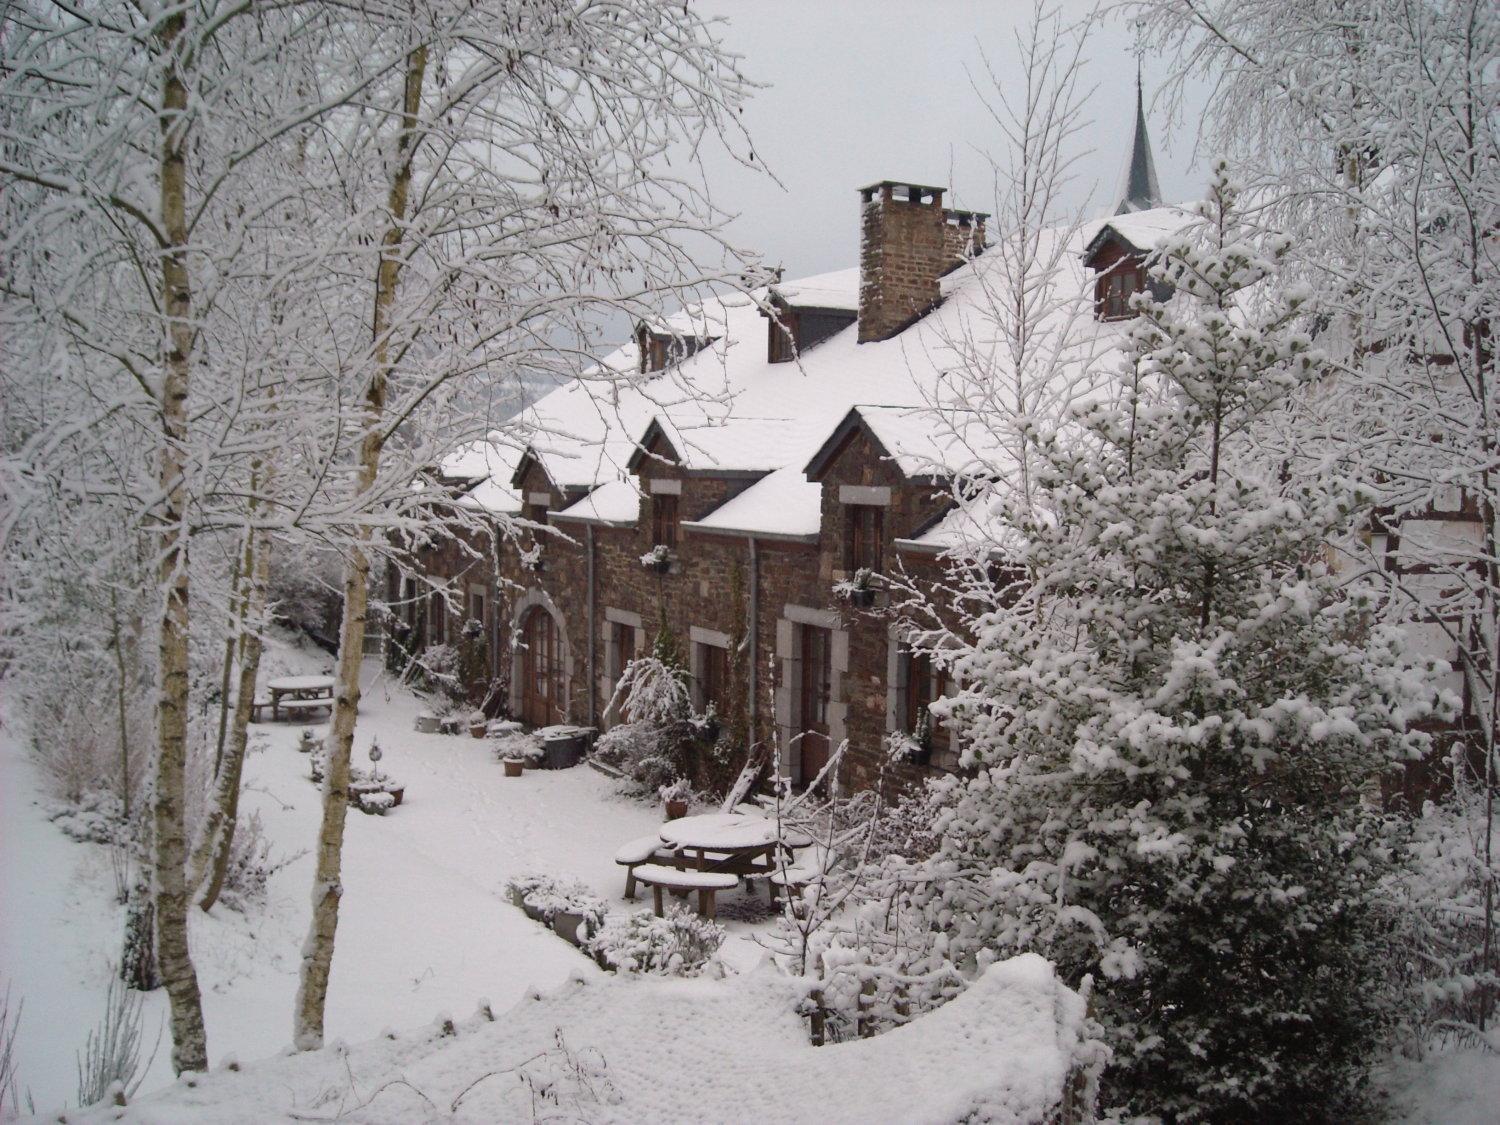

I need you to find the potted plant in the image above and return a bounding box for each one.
[835,567,877,608]
[298,728,319,754]
[639,544,672,575]
[467,710,488,739]
[415,711,440,734]
[660,777,692,820]
[503,756,525,778]
[689,703,720,745]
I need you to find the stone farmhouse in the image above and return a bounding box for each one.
[386,94,1477,801]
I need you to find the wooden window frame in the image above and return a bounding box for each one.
[901,647,951,752]
[768,310,800,363]
[697,640,731,714]
[1097,264,1144,321]
[652,493,679,550]
[844,503,884,573]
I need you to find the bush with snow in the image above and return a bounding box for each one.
[587,908,724,976]
[596,645,696,792]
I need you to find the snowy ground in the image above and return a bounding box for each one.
[3,636,1497,1120]
[0,641,767,1115]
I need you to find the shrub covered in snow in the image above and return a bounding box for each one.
[216,810,299,912]
[595,647,696,792]
[587,907,724,976]
[882,172,1447,1120]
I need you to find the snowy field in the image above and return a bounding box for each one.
[2,638,1497,1121]
[0,642,717,1114]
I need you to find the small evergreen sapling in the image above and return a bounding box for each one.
[925,165,1443,1120]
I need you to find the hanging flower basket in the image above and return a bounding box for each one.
[640,545,673,574]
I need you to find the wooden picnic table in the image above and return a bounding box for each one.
[657,813,813,880]
[266,674,335,722]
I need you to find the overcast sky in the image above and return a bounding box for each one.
[692,0,1212,281]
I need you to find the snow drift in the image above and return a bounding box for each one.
[68,954,1099,1124]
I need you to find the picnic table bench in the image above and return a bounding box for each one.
[253,674,335,722]
[632,864,739,921]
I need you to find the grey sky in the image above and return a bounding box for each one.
[695,0,1210,281]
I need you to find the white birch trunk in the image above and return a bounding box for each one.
[192,525,271,912]
[293,43,428,1051]
[151,7,208,1074]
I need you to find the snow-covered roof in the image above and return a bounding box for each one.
[1085,206,1198,257]
[550,478,641,525]
[807,404,1023,481]
[768,267,860,312]
[465,202,1197,537]
[443,438,524,514]
[683,464,822,541]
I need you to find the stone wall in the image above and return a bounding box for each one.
[400,422,966,801]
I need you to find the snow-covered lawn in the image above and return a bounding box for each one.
[3,640,1497,1121]
[0,647,761,1115]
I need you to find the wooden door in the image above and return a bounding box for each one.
[798,625,832,783]
[520,608,563,727]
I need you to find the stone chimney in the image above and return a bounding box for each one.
[857,180,947,343]
[941,208,988,274]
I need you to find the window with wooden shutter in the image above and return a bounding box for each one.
[844,503,884,572]
[652,493,678,549]
[698,642,730,713]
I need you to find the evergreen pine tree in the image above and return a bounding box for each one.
[924,164,1442,1119]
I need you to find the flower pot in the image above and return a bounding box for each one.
[504,758,524,778]
[415,712,439,734]
[522,899,547,923]
[665,798,688,820]
[469,724,487,739]
[849,587,876,609]
[552,910,589,947]
[507,885,528,909]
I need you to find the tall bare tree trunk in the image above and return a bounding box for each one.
[192,525,271,912]
[152,8,209,1075]
[110,587,132,823]
[294,43,427,1051]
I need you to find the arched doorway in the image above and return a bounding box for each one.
[519,606,565,727]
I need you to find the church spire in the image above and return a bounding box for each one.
[1116,66,1163,214]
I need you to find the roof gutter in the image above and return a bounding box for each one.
[681,520,818,545]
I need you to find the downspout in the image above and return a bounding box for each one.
[747,536,759,743]
[586,523,597,728]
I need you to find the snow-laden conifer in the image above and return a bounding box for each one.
[917,165,1445,1119]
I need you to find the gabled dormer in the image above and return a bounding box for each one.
[626,421,685,551]
[510,447,589,526]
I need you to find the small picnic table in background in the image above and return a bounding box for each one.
[265,674,335,722]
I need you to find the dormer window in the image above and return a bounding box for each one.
[763,294,856,364]
[844,503,884,573]
[768,311,799,363]
[637,325,713,374]
[651,492,678,549]
[1098,262,1145,321]
[523,490,550,527]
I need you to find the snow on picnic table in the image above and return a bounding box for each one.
[0,645,670,1114]
[71,954,1089,1124]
